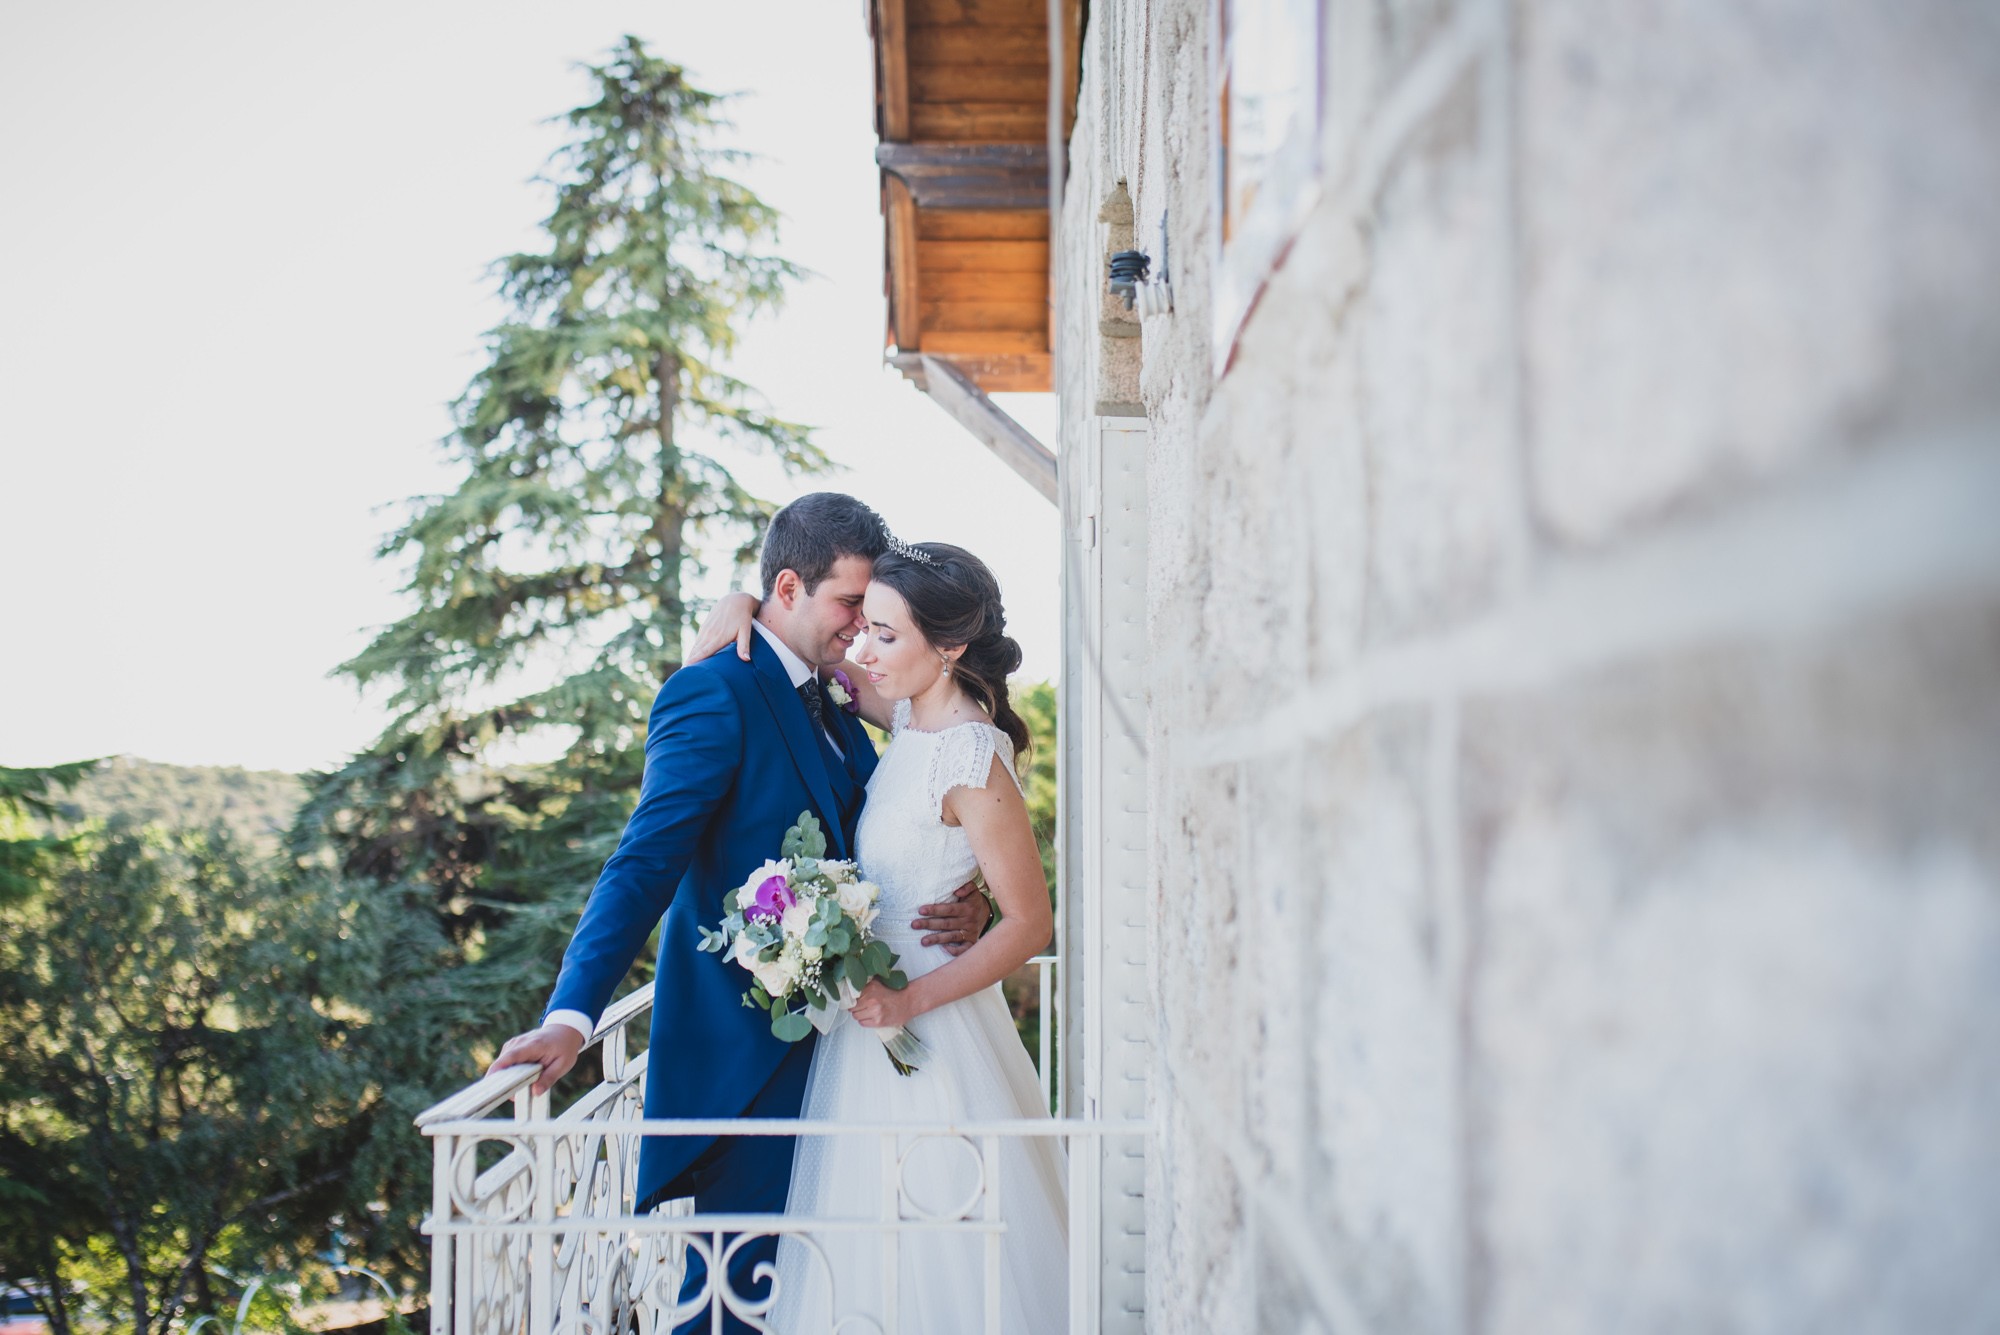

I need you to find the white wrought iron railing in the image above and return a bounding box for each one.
[416,960,1146,1335]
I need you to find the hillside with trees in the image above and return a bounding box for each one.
[37,756,304,851]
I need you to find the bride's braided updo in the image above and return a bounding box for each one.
[870,541,1031,759]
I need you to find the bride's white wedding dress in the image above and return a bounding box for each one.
[770,700,1067,1333]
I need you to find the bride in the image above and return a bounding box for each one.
[689,539,1067,1334]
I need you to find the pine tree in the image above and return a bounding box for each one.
[288,38,827,1275]
[304,35,822,938]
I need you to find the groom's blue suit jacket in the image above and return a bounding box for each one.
[543,634,879,1206]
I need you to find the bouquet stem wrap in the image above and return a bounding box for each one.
[809,978,935,1076]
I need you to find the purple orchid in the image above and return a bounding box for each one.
[745,873,796,923]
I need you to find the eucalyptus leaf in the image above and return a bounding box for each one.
[783,812,826,861]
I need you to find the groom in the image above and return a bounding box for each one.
[488,492,989,1331]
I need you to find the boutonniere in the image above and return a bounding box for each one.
[825,669,859,713]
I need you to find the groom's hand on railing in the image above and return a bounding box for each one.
[488,1023,585,1096]
[915,880,993,956]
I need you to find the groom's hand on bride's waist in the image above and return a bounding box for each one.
[914,881,992,956]
[488,1023,585,1096]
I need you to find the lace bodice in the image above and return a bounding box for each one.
[854,698,1020,945]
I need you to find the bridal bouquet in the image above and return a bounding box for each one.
[698,811,931,1075]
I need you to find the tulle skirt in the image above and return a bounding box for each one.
[770,931,1067,1334]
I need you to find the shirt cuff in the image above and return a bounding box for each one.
[544,1009,596,1045]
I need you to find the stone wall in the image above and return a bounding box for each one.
[1056,2,2000,1331]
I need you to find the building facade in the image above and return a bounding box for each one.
[1050,2,2000,1332]
[421,7,2000,1332]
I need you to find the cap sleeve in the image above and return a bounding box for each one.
[925,722,1020,819]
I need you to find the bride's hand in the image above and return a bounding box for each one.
[686,591,761,662]
[851,977,921,1031]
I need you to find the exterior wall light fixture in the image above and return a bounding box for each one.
[1108,246,1174,316]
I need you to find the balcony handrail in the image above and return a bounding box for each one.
[419,952,1060,1129]
[414,986,657,1127]
[422,1115,1137,1138]
[416,953,1086,1335]
[415,1064,540,1128]
[426,1215,1020,1237]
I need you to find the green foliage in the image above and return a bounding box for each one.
[1002,681,1058,1091]
[1013,681,1058,890]
[0,821,390,1335]
[0,760,99,820]
[0,760,99,906]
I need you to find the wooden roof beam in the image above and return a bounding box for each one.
[885,175,920,350]
[889,352,1057,505]
[876,143,1050,211]
[877,0,910,140]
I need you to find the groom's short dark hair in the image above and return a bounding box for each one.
[760,493,889,597]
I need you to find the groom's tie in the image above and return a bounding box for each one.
[796,679,857,825]
[796,678,827,733]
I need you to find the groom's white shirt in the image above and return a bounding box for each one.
[546,619,843,1045]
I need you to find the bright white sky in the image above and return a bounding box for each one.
[0,1,1059,773]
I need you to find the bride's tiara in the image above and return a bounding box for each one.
[883,531,936,565]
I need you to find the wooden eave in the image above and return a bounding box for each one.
[869,0,1081,394]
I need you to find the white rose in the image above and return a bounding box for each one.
[752,953,798,997]
[836,880,876,917]
[826,860,857,884]
[781,899,814,939]
[729,935,762,969]
[801,942,824,963]
[824,675,853,710]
